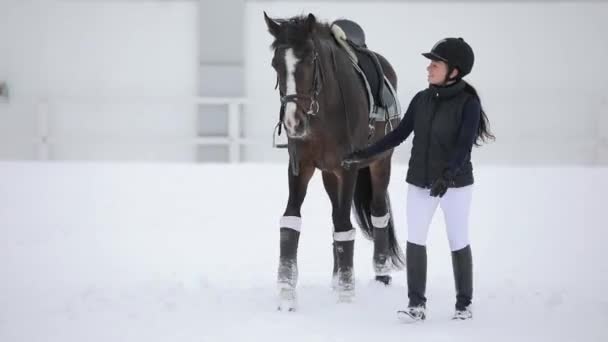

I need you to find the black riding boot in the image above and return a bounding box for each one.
[406,241,427,308]
[451,245,473,311]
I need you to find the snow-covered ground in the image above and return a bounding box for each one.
[0,162,607,341]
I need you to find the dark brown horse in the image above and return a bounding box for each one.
[264,12,404,311]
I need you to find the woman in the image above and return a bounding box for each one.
[342,37,494,322]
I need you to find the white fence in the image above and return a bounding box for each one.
[28,95,608,165]
[35,96,255,163]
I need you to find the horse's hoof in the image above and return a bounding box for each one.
[278,288,297,312]
[331,275,339,290]
[277,305,296,312]
[375,275,392,285]
[336,289,355,303]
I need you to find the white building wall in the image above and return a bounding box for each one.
[0,0,199,161]
[245,1,608,164]
[1,1,607,164]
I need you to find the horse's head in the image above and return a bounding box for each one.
[264,12,323,139]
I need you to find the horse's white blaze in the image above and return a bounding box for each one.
[284,48,299,134]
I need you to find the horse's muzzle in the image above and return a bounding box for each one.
[285,116,310,139]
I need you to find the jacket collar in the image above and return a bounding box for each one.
[428,80,466,99]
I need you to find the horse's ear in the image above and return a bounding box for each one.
[306,13,316,34]
[264,11,281,37]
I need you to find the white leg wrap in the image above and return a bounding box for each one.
[371,213,391,228]
[333,229,356,242]
[280,216,302,232]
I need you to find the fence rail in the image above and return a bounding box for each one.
[36,96,252,163]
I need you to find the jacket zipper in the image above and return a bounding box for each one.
[424,94,440,187]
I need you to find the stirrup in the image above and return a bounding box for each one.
[273,122,288,148]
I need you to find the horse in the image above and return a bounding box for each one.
[264,12,404,311]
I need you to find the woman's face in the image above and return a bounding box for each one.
[427,60,454,85]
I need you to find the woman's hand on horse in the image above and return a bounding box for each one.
[341,149,368,169]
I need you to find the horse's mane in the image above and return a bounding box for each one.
[270,15,334,50]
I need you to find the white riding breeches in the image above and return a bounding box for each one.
[406,184,473,251]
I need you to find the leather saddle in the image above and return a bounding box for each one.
[330,19,401,122]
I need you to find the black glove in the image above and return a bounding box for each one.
[429,170,455,198]
[341,149,368,169]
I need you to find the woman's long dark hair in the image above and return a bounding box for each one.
[464,82,495,146]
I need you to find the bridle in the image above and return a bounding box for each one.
[274,45,323,129]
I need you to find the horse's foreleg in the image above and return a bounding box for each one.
[331,169,358,301]
[277,162,314,311]
[370,158,393,284]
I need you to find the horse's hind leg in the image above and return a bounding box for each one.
[325,169,358,302]
[369,158,393,284]
[277,162,315,311]
[321,172,340,288]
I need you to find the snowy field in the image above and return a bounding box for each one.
[0,162,607,342]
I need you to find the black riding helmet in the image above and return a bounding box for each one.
[422,38,474,80]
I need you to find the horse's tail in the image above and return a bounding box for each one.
[352,167,405,270]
